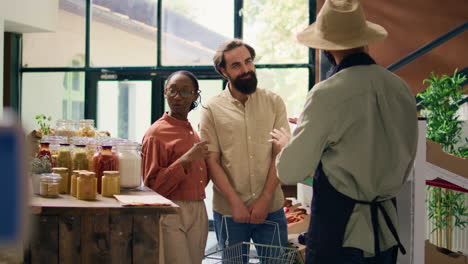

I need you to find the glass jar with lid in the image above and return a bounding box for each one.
[56,143,72,180]
[78,119,96,137]
[77,172,97,200]
[92,145,119,194]
[70,170,82,197]
[41,136,67,166]
[36,142,52,165]
[101,171,120,197]
[40,173,61,198]
[86,139,98,171]
[73,144,89,170]
[52,167,69,194]
[116,142,142,189]
[56,120,76,140]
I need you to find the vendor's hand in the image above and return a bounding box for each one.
[249,196,270,224]
[179,141,209,169]
[269,127,291,156]
[230,199,250,223]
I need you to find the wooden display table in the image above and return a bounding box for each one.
[25,187,178,264]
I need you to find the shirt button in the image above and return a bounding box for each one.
[189,131,193,135]
[250,155,253,159]
[252,193,256,196]
[199,167,203,171]
[200,180,203,184]
[248,136,251,140]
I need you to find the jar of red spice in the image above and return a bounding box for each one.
[36,142,52,165]
[92,145,118,194]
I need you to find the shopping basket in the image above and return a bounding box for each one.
[203,216,299,264]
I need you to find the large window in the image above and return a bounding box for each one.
[243,0,309,64]
[22,72,85,132]
[21,0,314,139]
[91,0,157,67]
[161,0,234,65]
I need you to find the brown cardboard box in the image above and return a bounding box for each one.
[288,234,306,264]
[288,214,310,235]
[426,140,468,179]
[425,240,468,264]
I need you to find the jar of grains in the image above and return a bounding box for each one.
[52,167,69,194]
[73,144,89,170]
[77,172,97,200]
[40,173,61,198]
[101,171,120,197]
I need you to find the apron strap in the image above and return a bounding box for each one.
[356,198,406,259]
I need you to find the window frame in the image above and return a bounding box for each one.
[18,0,317,124]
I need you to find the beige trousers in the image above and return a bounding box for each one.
[160,200,208,264]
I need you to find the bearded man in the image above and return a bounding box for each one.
[200,39,290,260]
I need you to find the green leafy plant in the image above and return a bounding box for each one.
[417,69,467,154]
[419,69,468,250]
[35,114,52,136]
[30,156,52,174]
[426,186,468,250]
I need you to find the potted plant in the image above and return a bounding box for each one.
[30,156,52,195]
[418,69,468,250]
[35,114,52,137]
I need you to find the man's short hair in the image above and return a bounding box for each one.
[213,39,256,77]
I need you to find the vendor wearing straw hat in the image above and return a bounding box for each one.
[270,0,418,263]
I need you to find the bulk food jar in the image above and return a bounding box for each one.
[55,120,76,139]
[52,167,69,194]
[56,143,72,179]
[101,171,120,197]
[70,170,81,197]
[41,136,67,167]
[36,142,52,165]
[86,139,98,171]
[78,119,96,137]
[92,145,118,194]
[117,142,142,189]
[77,172,97,200]
[40,173,61,198]
[72,144,89,170]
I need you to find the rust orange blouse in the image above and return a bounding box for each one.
[142,113,208,200]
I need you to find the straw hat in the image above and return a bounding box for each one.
[297,0,387,50]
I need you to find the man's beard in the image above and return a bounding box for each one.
[231,71,257,95]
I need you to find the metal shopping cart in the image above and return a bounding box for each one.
[203,216,300,264]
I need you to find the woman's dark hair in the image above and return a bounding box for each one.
[213,39,256,78]
[166,70,200,110]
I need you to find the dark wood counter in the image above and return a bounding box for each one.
[25,187,178,264]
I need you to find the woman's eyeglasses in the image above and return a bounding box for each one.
[166,88,198,98]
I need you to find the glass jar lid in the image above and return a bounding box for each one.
[103,171,119,176]
[52,167,68,172]
[41,173,62,182]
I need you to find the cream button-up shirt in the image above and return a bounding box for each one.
[277,65,418,255]
[200,87,290,216]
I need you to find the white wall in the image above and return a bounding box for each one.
[2,0,58,33]
[0,0,58,117]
